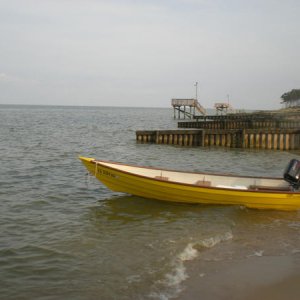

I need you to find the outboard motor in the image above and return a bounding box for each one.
[283,159,300,190]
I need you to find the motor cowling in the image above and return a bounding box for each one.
[283,159,300,189]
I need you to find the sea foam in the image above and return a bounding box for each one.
[150,231,233,299]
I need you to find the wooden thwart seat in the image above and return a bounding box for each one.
[249,185,292,191]
[194,180,211,187]
[155,176,169,181]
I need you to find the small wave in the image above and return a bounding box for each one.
[288,221,300,229]
[247,250,264,257]
[178,243,198,261]
[149,263,187,300]
[150,231,233,299]
[160,243,199,296]
[126,274,141,284]
[149,244,196,299]
[191,231,233,252]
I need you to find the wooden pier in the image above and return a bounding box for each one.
[172,99,206,119]
[178,119,300,130]
[136,109,300,150]
[136,130,204,146]
[136,129,300,150]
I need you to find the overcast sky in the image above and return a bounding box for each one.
[0,0,299,109]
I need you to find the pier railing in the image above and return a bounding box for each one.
[171,98,206,119]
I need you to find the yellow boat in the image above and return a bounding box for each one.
[79,157,300,211]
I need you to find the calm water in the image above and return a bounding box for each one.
[0,105,299,299]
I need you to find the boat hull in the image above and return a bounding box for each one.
[80,157,300,211]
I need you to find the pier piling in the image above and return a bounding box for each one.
[136,129,300,150]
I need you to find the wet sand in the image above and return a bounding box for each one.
[177,255,300,300]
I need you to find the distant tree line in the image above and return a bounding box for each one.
[281,89,300,107]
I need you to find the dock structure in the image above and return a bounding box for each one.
[178,118,300,130]
[172,99,206,119]
[136,109,300,150]
[136,129,300,150]
[136,130,204,147]
[214,102,233,115]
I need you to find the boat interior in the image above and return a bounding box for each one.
[98,161,292,191]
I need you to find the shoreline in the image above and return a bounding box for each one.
[176,255,300,300]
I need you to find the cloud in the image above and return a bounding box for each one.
[0,73,38,85]
[0,73,13,82]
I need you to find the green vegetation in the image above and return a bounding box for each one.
[281,89,300,105]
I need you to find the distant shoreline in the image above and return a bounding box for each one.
[0,103,171,109]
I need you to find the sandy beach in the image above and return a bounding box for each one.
[177,255,300,300]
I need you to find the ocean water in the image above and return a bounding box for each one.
[0,105,299,300]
